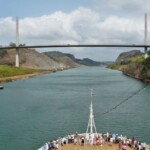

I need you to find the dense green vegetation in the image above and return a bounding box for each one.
[107,62,120,69]
[108,54,150,81]
[148,50,150,55]
[124,55,144,64]
[108,55,144,68]
[141,57,150,79]
[0,65,40,77]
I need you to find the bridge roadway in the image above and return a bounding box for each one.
[0,44,150,49]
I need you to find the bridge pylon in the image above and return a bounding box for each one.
[144,13,148,59]
[15,17,19,67]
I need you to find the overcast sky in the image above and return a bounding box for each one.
[0,0,150,61]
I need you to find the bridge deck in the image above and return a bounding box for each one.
[0,44,150,49]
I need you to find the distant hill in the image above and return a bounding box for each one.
[0,49,109,71]
[76,58,104,66]
[0,48,66,70]
[44,51,107,67]
[43,51,79,68]
[116,50,143,63]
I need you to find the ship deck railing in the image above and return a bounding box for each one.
[38,133,150,150]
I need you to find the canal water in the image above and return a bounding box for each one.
[0,66,150,150]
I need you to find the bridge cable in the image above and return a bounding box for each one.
[94,84,149,117]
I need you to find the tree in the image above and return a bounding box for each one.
[148,50,150,55]
[9,42,16,47]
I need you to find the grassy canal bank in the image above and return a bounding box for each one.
[0,65,44,83]
[0,65,42,77]
[0,65,73,83]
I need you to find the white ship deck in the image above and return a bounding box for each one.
[60,143,133,150]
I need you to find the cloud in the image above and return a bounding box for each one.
[0,17,15,38]
[0,6,148,60]
[102,0,145,11]
[94,0,150,17]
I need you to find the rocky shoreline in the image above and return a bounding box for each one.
[108,65,150,83]
[123,71,150,83]
[0,71,46,83]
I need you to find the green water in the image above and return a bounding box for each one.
[0,67,150,150]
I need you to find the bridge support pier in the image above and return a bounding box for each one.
[15,47,19,67]
[144,13,148,59]
[15,17,19,67]
[144,46,148,59]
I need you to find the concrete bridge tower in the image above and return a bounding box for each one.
[15,17,19,67]
[145,13,148,59]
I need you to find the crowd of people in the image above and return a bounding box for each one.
[38,132,150,150]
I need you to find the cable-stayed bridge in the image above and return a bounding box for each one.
[0,44,150,49]
[0,14,149,67]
